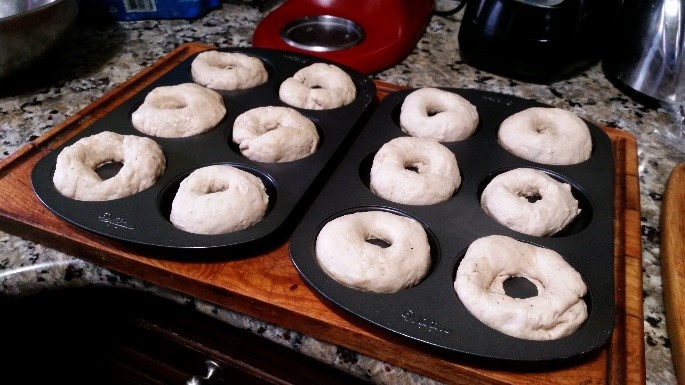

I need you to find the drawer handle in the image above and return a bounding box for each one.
[186,360,224,385]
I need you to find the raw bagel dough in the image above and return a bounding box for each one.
[400,88,479,142]
[279,63,356,110]
[480,168,580,236]
[53,131,166,201]
[132,83,226,138]
[315,211,431,293]
[191,50,268,91]
[455,235,588,341]
[232,106,319,163]
[169,165,269,235]
[498,107,592,165]
[370,136,460,205]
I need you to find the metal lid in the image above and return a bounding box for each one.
[280,15,364,52]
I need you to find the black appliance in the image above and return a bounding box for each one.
[458,0,622,83]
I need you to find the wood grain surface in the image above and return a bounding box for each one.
[661,163,685,384]
[0,43,645,385]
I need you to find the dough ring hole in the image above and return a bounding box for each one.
[518,187,542,203]
[404,161,423,174]
[533,119,554,134]
[203,181,229,195]
[366,235,391,249]
[426,104,445,117]
[95,161,123,181]
[153,96,187,110]
[503,276,539,299]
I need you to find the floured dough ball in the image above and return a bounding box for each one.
[169,165,269,235]
[232,106,319,163]
[400,87,479,142]
[455,235,588,340]
[191,50,268,91]
[279,63,356,110]
[53,131,166,201]
[132,83,226,138]
[480,168,580,236]
[315,210,431,293]
[498,107,592,165]
[370,136,460,205]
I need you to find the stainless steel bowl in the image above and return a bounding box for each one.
[0,0,78,80]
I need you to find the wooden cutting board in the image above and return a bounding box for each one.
[661,163,685,383]
[0,43,645,385]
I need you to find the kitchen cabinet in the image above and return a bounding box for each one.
[1,287,368,384]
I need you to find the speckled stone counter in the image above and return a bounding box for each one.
[1,2,682,384]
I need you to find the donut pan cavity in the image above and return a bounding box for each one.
[31,47,376,255]
[288,88,615,363]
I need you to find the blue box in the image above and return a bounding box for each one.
[79,0,220,21]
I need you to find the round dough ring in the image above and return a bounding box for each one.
[370,136,460,205]
[315,210,431,293]
[400,88,479,142]
[498,107,592,165]
[480,168,581,236]
[191,50,268,91]
[169,165,269,235]
[131,83,226,138]
[232,106,319,163]
[52,131,166,201]
[278,62,356,110]
[454,235,588,341]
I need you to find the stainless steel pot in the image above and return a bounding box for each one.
[0,0,79,80]
[603,0,685,152]
[603,0,685,104]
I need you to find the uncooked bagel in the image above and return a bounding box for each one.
[279,63,356,110]
[169,165,269,235]
[370,136,460,205]
[480,168,580,236]
[131,83,226,138]
[191,50,268,91]
[454,235,588,341]
[400,88,479,142]
[52,131,166,201]
[498,107,592,165]
[232,106,319,163]
[315,210,431,293]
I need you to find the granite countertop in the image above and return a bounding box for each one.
[1,2,683,384]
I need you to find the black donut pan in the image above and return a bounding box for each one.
[288,88,615,363]
[30,47,376,254]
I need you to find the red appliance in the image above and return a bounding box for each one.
[252,0,435,74]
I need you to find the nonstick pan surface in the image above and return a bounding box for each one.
[289,88,615,363]
[31,47,376,255]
